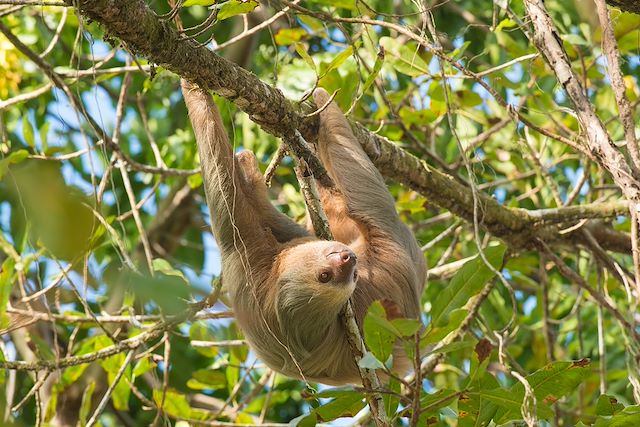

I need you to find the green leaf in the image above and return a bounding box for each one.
[456,90,483,108]
[298,15,324,31]
[363,301,396,363]
[132,356,155,379]
[476,387,542,420]
[295,43,316,71]
[99,352,132,410]
[77,335,114,355]
[315,393,366,421]
[420,389,461,413]
[493,359,591,423]
[450,41,471,61]
[44,391,57,423]
[427,340,475,356]
[39,121,50,153]
[235,412,254,424]
[152,258,188,284]
[430,244,505,327]
[187,369,227,390]
[0,258,15,330]
[321,43,357,77]
[8,160,95,261]
[153,389,193,418]
[316,387,360,398]
[290,412,317,427]
[217,0,258,21]
[459,375,500,427]
[306,0,356,10]
[187,172,202,189]
[78,381,96,427]
[379,36,429,77]
[0,149,29,180]
[360,49,384,95]
[22,115,35,148]
[182,0,215,7]
[59,365,90,391]
[189,322,218,357]
[495,18,517,32]
[594,405,640,427]
[383,377,401,417]
[275,28,307,46]
[562,33,589,46]
[226,349,240,394]
[30,334,56,360]
[597,394,625,416]
[127,269,190,314]
[422,309,467,347]
[391,318,422,336]
[398,108,438,126]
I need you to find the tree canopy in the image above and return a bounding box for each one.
[1,0,639,426]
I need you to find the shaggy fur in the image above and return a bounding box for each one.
[182,81,426,385]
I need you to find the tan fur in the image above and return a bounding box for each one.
[181,81,426,385]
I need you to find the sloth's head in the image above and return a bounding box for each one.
[275,241,358,319]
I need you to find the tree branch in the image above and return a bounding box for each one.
[64,0,632,254]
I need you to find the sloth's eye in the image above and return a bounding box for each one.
[318,271,333,283]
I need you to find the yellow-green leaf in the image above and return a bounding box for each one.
[217,0,258,20]
[322,43,358,77]
[295,43,316,71]
[275,28,307,46]
[0,258,15,330]
[379,36,429,77]
[78,381,96,427]
[22,115,35,148]
[182,0,215,7]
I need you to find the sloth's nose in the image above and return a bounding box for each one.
[326,248,357,283]
[326,247,356,264]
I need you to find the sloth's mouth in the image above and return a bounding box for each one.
[353,269,358,281]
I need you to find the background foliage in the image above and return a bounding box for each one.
[1,0,639,426]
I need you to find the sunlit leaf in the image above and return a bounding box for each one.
[217,0,258,20]
[133,356,155,379]
[22,115,35,148]
[0,149,29,180]
[275,28,307,46]
[295,43,316,71]
[78,381,96,427]
[187,369,227,390]
[321,43,358,77]
[379,36,429,77]
[182,0,215,7]
[306,0,356,10]
[430,244,505,327]
[152,258,188,283]
[0,258,14,330]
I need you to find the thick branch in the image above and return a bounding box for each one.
[66,0,632,253]
[524,0,640,204]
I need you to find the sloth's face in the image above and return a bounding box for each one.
[275,241,358,316]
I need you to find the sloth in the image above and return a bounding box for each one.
[181,80,425,385]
